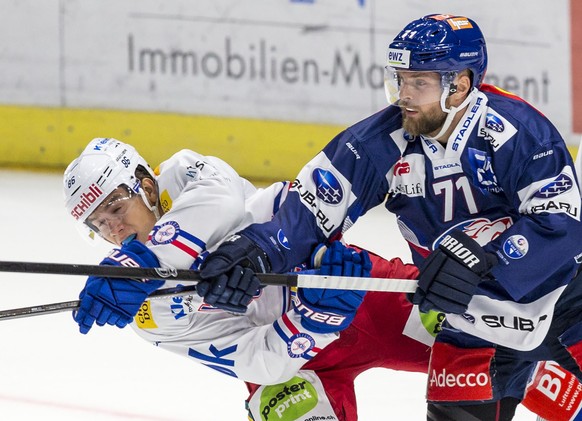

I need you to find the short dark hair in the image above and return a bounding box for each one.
[135,164,155,182]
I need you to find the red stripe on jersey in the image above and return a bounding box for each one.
[480,84,546,117]
[172,239,199,258]
[282,312,300,334]
[281,313,321,353]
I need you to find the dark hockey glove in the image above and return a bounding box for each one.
[411,230,497,315]
[198,234,270,313]
[293,242,369,334]
[73,240,164,334]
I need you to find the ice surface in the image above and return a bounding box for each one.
[0,170,536,420]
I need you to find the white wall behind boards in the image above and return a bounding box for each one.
[0,0,574,142]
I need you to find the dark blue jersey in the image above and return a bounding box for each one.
[242,85,582,350]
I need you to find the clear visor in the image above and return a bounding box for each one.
[384,68,458,107]
[83,184,139,241]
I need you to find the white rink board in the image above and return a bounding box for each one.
[0,170,537,420]
[0,0,573,141]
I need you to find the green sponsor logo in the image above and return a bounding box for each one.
[420,310,446,337]
[260,376,318,420]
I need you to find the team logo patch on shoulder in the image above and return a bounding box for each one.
[287,333,315,358]
[503,235,529,259]
[479,109,517,152]
[312,168,343,205]
[534,174,573,198]
[151,221,180,245]
[485,113,505,132]
[519,167,580,220]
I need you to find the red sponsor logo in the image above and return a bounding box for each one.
[522,361,582,421]
[427,342,494,402]
[70,184,104,220]
[393,161,411,176]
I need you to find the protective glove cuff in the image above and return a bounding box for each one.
[437,230,497,276]
[293,290,359,334]
[200,234,271,278]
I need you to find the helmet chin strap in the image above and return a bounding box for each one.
[119,183,160,246]
[138,187,161,221]
[432,87,478,140]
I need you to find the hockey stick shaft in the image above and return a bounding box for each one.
[0,260,417,291]
[0,260,417,320]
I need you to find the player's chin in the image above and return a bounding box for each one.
[133,232,150,245]
[402,117,422,137]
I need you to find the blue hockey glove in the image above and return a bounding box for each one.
[312,241,373,277]
[198,234,270,313]
[412,230,497,315]
[74,240,165,334]
[293,242,370,334]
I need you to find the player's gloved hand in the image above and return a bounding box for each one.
[198,234,270,313]
[73,240,164,334]
[311,241,373,277]
[411,230,497,315]
[293,242,370,334]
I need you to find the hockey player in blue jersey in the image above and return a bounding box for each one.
[196,14,582,420]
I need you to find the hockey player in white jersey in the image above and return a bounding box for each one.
[194,14,582,421]
[63,137,430,421]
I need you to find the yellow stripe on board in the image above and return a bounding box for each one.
[0,105,343,182]
[0,105,579,182]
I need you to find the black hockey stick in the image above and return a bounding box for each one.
[0,260,295,286]
[0,260,417,320]
[0,284,199,320]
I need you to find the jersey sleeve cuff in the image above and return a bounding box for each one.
[273,312,338,360]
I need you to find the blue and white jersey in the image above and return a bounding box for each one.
[127,150,338,385]
[242,85,582,350]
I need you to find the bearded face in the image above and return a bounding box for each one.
[391,71,447,137]
[385,69,472,139]
[401,100,448,137]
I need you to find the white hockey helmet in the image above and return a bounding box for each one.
[63,137,156,241]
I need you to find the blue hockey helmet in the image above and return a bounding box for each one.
[387,14,488,90]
